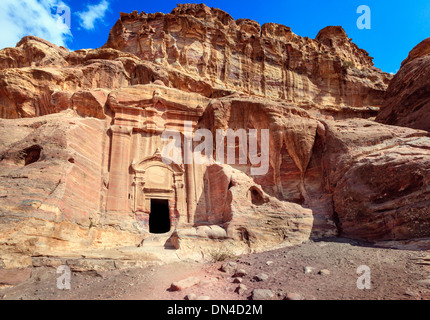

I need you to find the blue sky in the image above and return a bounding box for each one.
[0,0,429,74]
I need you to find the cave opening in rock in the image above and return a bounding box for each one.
[149,199,171,234]
[249,187,265,206]
[22,145,42,166]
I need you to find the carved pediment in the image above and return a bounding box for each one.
[130,149,186,215]
[131,151,184,175]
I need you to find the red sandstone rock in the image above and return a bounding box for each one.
[104,4,391,111]
[376,38,430,132]
[0,36,69,70]
[170,277,200,291]
[323,119,430,240]
[0,4,428,269]
[0,4,391,120]
[72,89,109,119]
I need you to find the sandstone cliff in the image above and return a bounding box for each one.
[104,4,391,111]
[0,3,429,269]
[376,38,430,132]
[0,4,392,120]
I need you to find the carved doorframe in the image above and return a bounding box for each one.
[131,152,186,230]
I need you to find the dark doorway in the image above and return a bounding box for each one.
[149,199,171,234]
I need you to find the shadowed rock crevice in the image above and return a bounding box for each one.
[21,145,42,166]
[248,187,265,206]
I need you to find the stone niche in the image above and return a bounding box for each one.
[130,152,186,233]
[105,85,209,235]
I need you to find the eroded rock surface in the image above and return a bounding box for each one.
[0,3,428,269]
[377,38,430,132]
[105,4,390,111]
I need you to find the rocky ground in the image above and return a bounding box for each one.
[1,238,430,301]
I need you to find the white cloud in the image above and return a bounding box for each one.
[76,0,109,30]
[0,0,72,49]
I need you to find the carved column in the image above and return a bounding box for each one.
[185,163,196,225]
[131,176,145,213]
[106,125,133,212]
[173,172,186,225]
[182,130,196,225]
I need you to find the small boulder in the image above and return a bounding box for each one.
[284,293,304,301]
[235,284,247,295]
[253,273,269,282]
[170,277,200,292]
[233,269,248,278]
[304,267,314,274]
[251,289,275,300]
[185,293,197,301]
[220,262,237,273]
[233,278,243,284]
[318,269,330,276]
